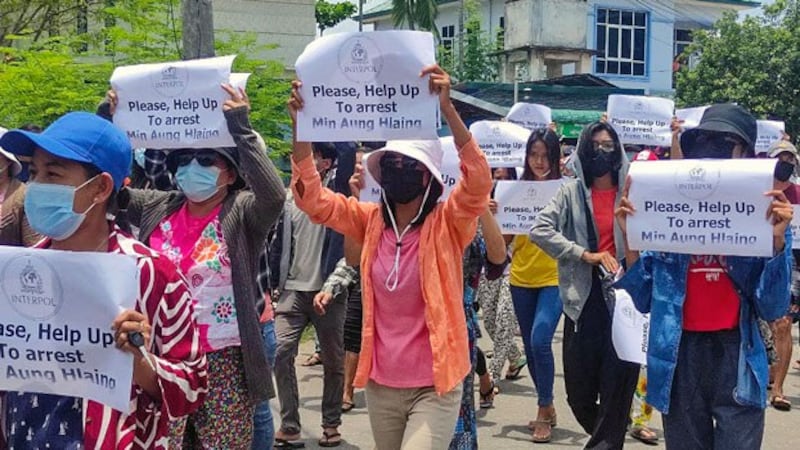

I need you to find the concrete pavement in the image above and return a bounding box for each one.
[269,319,800,449]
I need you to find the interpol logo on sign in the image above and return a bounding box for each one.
[674,164,721,201]
[1,254,64,321]
[150,64,190,97]
[337,36,384,84]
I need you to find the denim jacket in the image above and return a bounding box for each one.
[615,229,791,414]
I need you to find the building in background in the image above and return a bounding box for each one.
[361,0,758,95]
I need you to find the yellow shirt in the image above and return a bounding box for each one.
[510,234,558,288]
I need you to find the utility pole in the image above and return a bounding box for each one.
[359,0,364,31]
[182,0,215,59]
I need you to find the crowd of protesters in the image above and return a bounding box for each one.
[0,62,799,450]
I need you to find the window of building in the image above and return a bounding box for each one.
[442,24,455,50]
[595,8,648,76]
[497,16,505,49]
[674,28,692,59]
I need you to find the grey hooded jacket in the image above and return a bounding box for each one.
[530,142,630,322]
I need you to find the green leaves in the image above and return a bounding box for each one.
[315,0,357,35]
[676,1,800,138]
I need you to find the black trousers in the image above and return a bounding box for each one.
[563,274,640,450]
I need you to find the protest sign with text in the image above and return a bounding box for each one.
[493,180,563,234]
[111,55,237,149]
[295,31,438,141]
[469,121,530,167]
[505,103,552,131]
[607,95,674,147]
[791,205,800,249]
[361,137,460,203]
[756,120,786,154]
[627,159,776,257]
[0,247,139,412]
[612,289,649,365]
[676,106,709,130]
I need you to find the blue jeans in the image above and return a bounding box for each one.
[663,330,764,450]
[253,320,277,449]
[510,285,562,407]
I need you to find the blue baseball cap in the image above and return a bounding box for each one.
[0,112,132,189]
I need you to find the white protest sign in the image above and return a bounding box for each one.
[676,106,709,130]
[607,95,674,146]
[506,103,552,131]
[627,159,776,257]
[295,31,438,141]
[493,180,563,234]
[612,289,649,365]
[756,120,786,154]
[791,205,800,249]
[469,120,530,167]
[0,247,139,412]
[111,55,236,149]
[361,136,460,203]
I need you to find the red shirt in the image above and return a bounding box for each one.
[591,188,617,255]
[683,255,740,331]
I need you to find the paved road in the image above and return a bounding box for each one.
[270,319,800,449]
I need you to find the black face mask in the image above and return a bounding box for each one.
[589,151,619,178]
[381,165,426,204]
[775,160,795,182]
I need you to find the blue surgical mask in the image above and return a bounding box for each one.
[175,160,221,202]
[134,148,146,169]
[24,177,98,241]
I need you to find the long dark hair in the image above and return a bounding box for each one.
[576,121,623,188]
[521,129,562,181]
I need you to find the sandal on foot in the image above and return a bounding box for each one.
[531,419,553,443]
[505,357,527,380]
[771,394,792,411]
[479,382,498,409]
[301,353,322,366]
[528,413,557,430]
[318,431,342,448]
[274,438,305,449]
[630,427,659,445]
[341,401,355,413]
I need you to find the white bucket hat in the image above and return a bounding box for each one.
[0,126,23,177]
[366,139,444,190]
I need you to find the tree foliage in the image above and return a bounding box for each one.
[0,0,291,159]
[439,0,497,82]
[392,0,438,34]
[315,0,357,35]
[675,0,800,137]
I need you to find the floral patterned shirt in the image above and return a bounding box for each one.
[150,204,240,352]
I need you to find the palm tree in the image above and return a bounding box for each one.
[392,0,439,32]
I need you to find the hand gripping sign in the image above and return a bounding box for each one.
[295,31,438,142]
[0,247,138,413]
[111,55,238,149]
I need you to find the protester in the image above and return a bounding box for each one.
[501,128,563,443]
[478,166,527,390]
[0,128,39,246]
[450,211,508,449]
[766,139,800,412]
[269,140,355,448]
[118,85,286,448]
[287,64,492,450]
[616,103,792,449]
[531,121,639,449]
[0,112,208,449]
[627,149,660,446]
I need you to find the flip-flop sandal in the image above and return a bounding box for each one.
[274,438,305,448]
[771,395,792,411]
[479,383,498,409]
[301,354,322,366]
[528,414,557,430]
[630,427,659,445]
[506,358,528,380]
[530,420,553,443]
[318,431,342,448]
[341,401,355,413]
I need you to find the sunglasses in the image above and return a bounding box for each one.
[175,151,220,168]
[380,153,425,171]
